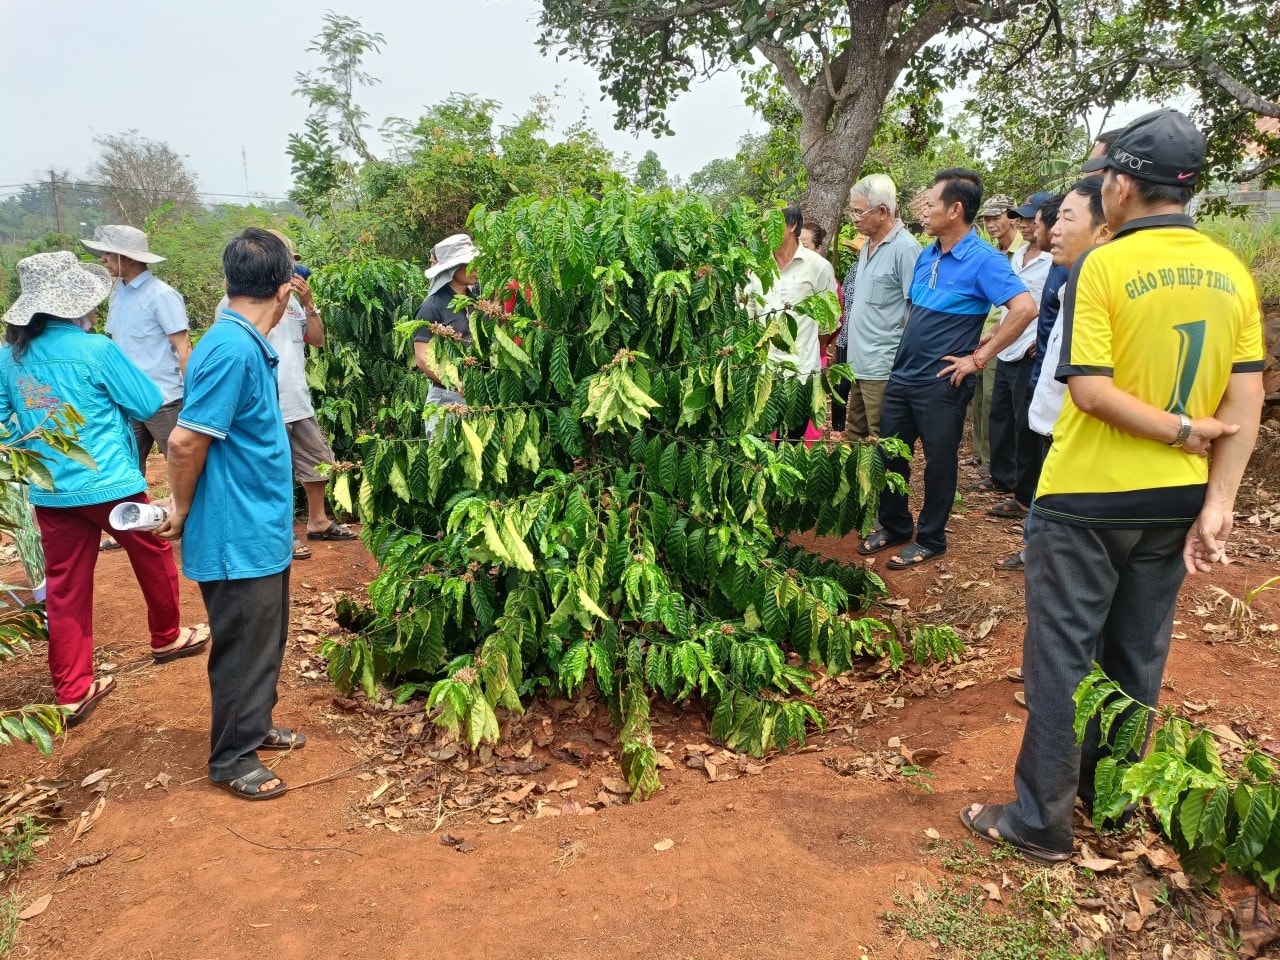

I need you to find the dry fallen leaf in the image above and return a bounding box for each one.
[600,777,630,795]
[982,882,1002,902]
[924,828,941,840]
[653,838,674,851]
[79,769,112,788]
[18,894,51,920]
[1078,857,1121,873]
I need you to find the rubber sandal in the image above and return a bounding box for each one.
[66,676,117,728]
[307,521,357,542]
[214,766,287,801]
[994,551,1025,572]
[857,528,910,556]
[959,803,1071,864]
[99,537,122,551]
[988,498,1029,519]
[292,538,312,560]
[260,727,307,751]
[960,457,981,467]
[969,478,996,492]
[885,543,946,570]
[153,625,210,664]
[1014,691,1027,708]
[1004,668,1023,683]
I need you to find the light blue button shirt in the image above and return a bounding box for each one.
[105,270,189,404]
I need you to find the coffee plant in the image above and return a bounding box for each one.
[1076,666,1280,892]
[321,191,962,797]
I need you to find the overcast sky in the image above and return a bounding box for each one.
[0,0,755,202]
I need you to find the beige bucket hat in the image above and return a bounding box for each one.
[82,224,166,264]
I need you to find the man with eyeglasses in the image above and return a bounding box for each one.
[859,168,1037,569]
[842,174,920,439]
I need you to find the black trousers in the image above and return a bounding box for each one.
[876,376,975,553]
[995,520,1189,853]
[831,341,849,432]
[988,354,1040,504]
[200,569,290,781]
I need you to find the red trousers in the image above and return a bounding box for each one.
[35,494,181,704]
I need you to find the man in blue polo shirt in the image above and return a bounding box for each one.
[860,168,1038,569]
[156,229,299,802]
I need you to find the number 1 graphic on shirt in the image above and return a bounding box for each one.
[1164,320,1206,415]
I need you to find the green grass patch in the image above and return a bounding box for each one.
[884,840,1103,960]
[1200,213,1280,304]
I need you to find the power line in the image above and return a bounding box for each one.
[0,179,295,203]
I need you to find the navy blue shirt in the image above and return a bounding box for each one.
[891,228,1028,385]
[176,309,292,582]
[1029,263,1068,387]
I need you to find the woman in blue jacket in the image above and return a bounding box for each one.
[1,252,205,727]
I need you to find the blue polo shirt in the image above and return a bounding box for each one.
[890,228,1028,385]
[105,270,190,404]
[176,309,292,582]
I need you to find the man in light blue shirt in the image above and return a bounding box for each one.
[156,229,299,802]
[83,225,192,472]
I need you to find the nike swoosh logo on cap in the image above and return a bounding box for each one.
[1177,171,1196,180]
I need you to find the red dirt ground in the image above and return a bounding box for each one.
[1,454,1278,960]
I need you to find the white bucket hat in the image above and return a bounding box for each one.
[424,234,479,297]
[3,252,113,327]
[82,224,166,264]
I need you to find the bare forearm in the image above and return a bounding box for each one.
[979,305,1036,364]
[166,438,209,517]
[304,309,325,347]
[1068,378,1184,444]
[169,333,192,376]
[1205,379,1264,508]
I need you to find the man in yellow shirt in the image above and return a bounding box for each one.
[963,109,1266,862]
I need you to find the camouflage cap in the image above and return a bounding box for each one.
[977,194,1014,218]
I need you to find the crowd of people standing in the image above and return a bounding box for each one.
[0,108,1267,849]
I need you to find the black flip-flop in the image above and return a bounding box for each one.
[260,727,307,751]
[857,528,910,556]
[959,803,1071,864]
[153,626,210,664]
[66,676,117,728]
[307,521,357,542]
[885,543,946,570]
[214,766,287,801]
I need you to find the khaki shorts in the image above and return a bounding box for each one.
[285,416,336,483]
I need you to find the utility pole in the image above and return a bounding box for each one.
[49,169,64,234]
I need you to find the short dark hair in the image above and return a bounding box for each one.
[1037,194,1065,231]
[934,168,984,224]
[223,228,293,300]
[1132,177,1194,208]
[5,314,50,362]
[782,205,803,239]
[1068,177,1106,228]
[1095,128,1122,152]
[803,222,827,248]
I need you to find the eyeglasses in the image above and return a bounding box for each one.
[848,207,869,221]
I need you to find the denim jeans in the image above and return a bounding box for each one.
[877,376,975,552]
[200,569,290,781]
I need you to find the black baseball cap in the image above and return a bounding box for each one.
[1007,191,1054,219]
[1081,109,1205,186]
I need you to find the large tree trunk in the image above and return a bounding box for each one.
[798,91,887,253]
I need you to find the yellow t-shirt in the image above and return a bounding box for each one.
[1035,214,1265,528]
